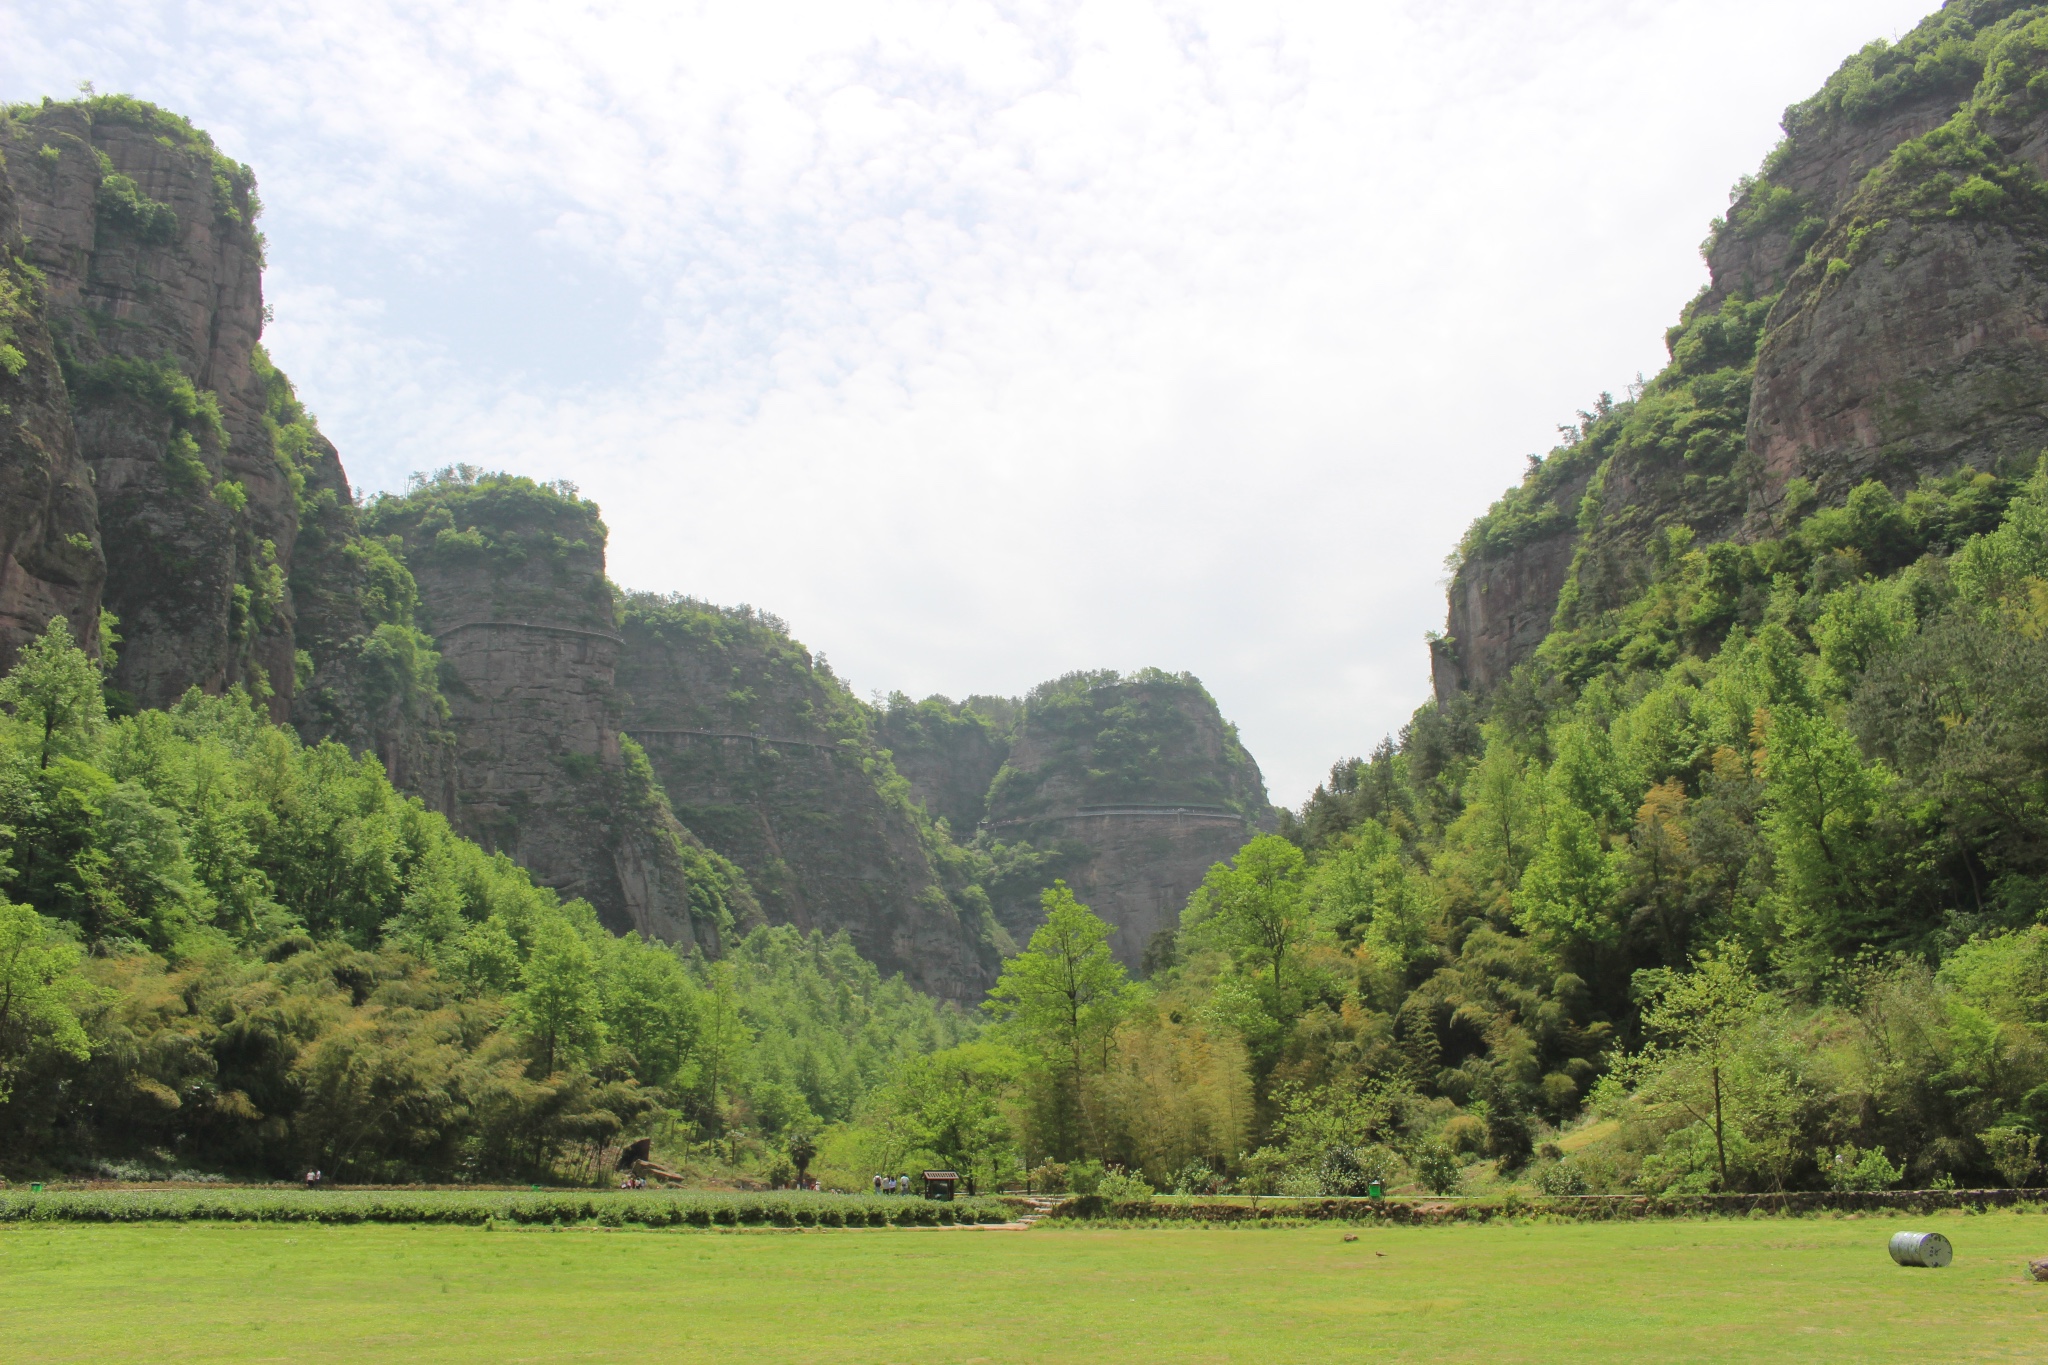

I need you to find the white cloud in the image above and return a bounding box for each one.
[3,0,1937,801]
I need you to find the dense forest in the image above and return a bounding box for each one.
[7,0,2048,1198]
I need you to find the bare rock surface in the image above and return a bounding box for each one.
[0,144,101,667]
[615,595,1003,1001]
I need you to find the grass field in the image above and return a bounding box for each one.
[4,1212,2045,1362]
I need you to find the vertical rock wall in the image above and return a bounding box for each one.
[1435,5,2048,698]
[364,476,753,950]
[983,670,1272,970]
[614,595,1003,1001]
[3,100,293,712]
[0,143,102,666]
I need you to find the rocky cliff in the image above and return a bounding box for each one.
[0,142,101,666]
[980,670,1274,970]
[613,595,1004,1000]
[0,93,1280,1001]
[1434,0,2048,698]
[876,692,1016,836]
[0,97,744,957]
[3,98,294,711]
[363,475,753,950]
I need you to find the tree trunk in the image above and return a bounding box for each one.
[1712,1063,1729,1191]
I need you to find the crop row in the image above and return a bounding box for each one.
[0,1189,1018,1228]
[1048,1187,2048,1222]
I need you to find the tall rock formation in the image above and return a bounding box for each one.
[0,98,745,959]
[614,595,1005,1001]
[1433,0,2048,699]
[0,94,1283,1000]
[0,141,102,665]
[3,98,294,710]
[981,670,1273,970]
[876,692,1016,836]
[364,475,753,950]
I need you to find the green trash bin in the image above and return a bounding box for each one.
[1367,1180,1383,1199]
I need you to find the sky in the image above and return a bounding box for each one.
[3,0,1939,806]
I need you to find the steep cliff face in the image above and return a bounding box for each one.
[364,474,754,950]
[0,96,454,818]
[0,94,1280,1000]
[1436,0,2048,697]
[876,692,1015,836]
[0,146,102,668]
[1431,459,1590,701]
[614,595,1004,1001]
[3,98,293,712]
[982,670,1271,969]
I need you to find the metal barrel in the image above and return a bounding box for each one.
[1888,1231,1953,1267]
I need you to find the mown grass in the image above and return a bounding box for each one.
[4,1210,2046,1362]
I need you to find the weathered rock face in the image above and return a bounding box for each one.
[3,99,294,712]
[1749,215,2048,517]
[364,476,753,950]
[983,670,1272,970]
[876,693,1015,836]
[0,149,102,668]
[1436,3,2048,697]
[0,95,1284,1002]
[1703,91,1967,314]
[615,596,1004,1001]
[0,97,455,821]
[1431,495,1584,702]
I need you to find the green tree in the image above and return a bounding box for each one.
[1186,834,1314,1026]
[512,917,604,1077]
[1515,803,1621,950]
[0,897,93,1101]
[986,882,1131,1159]
[786,1130,818,1185]
[885,1042,1018,1186]
[1757,705,1895,968]
[1625,945,1765,1191]
[693,957,747,1135]
[0,618,105,770]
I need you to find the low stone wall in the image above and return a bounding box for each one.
[1049,1188,2048,1222]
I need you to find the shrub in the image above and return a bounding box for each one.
[0,1189,1020,1230]
[1316,1144,1400,1197]
[1097,1167,1153,1201]
[1025,1161,1070,1192]
[1533,1161,1589,1196]
[1978,1127,2040,1188]
[1412,1141,1463,1195]
[1824,1144,1901,1193]
[95,173,179,243]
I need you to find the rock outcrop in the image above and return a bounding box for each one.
[0,94,1282,1001]
[876,693,1016,836]
[0,143,102,668]
[982,670,1273,970]
[364,475,752,950]
[1435,1,2048,698]
[614,595,1004,1001]
[4,98,294,712]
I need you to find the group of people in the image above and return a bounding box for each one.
[872,1174,914,1195]
[302,1170,324,1189]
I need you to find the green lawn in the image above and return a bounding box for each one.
[3,1213,2045,1362]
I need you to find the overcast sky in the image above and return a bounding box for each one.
[5,0,1938,805]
